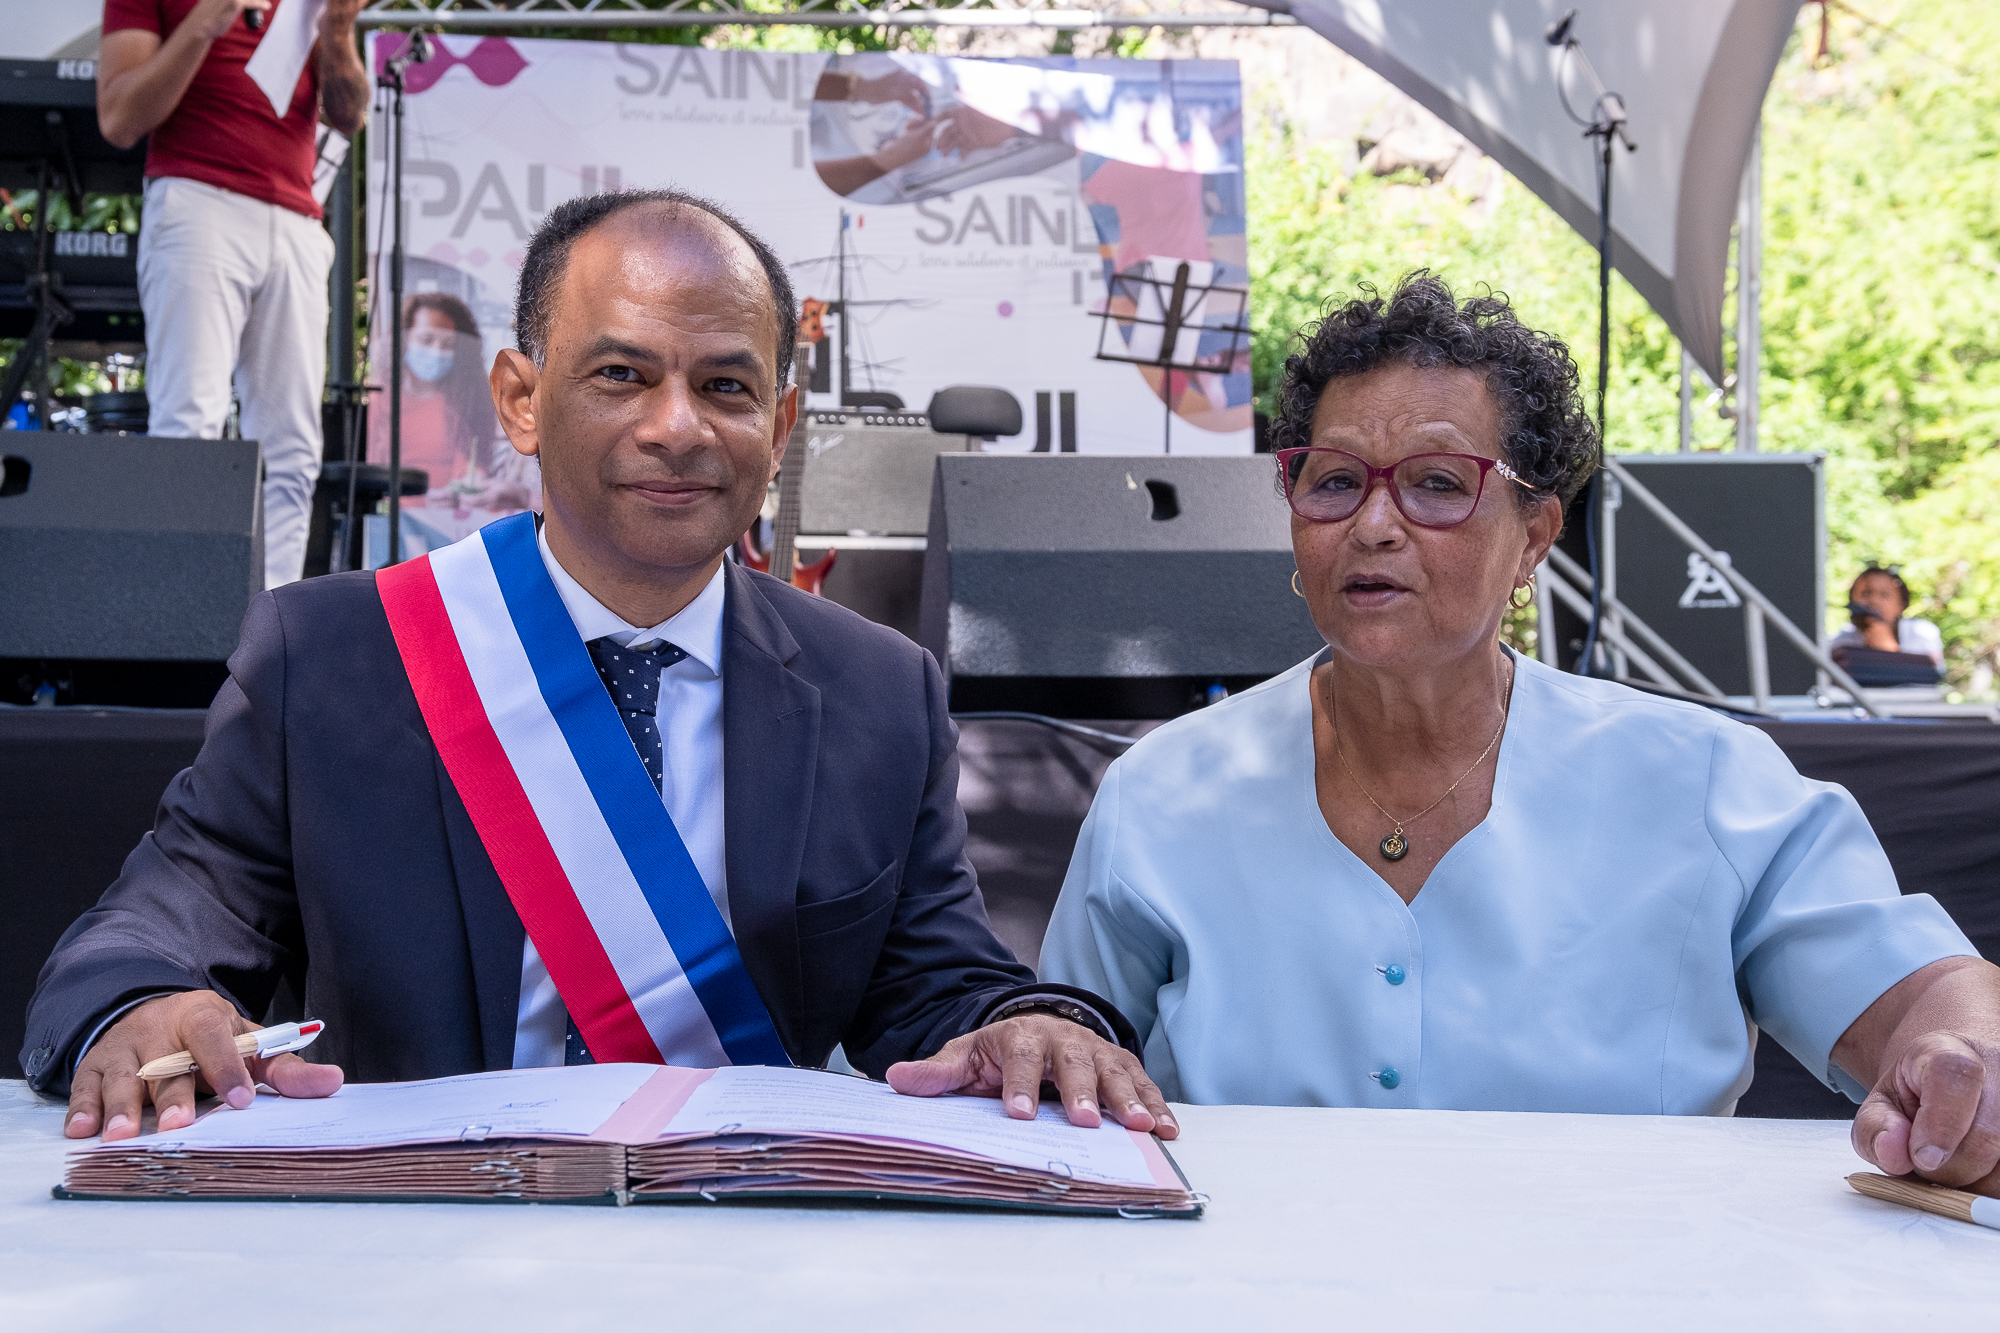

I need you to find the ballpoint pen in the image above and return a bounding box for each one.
[136,1020,326,1080]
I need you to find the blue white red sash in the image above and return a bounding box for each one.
[377,511,788,1068]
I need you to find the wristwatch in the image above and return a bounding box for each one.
[983,995,1115,1044]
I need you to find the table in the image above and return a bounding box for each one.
[2,1081,1994,1330]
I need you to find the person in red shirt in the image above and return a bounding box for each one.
[97,0,367,587]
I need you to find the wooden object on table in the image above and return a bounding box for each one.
[1847,1172,1999,1230]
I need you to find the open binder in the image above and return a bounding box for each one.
[58,1064,1201,1218]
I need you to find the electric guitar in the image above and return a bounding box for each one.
[737,343,837,596]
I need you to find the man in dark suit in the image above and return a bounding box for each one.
[28,189,1177,1146]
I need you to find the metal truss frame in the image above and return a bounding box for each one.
[352,0,1297,30]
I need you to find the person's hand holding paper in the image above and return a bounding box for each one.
[64,991,343,1142]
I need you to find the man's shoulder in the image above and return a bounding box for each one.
[731,565,929,674]
[101,0,171,37]
[264,569,387,631]
[234,571,398,681]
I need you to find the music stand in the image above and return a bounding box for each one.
[1093,258,1249,453]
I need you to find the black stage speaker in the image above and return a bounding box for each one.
[1555,453,1823,696]
[0,435,263,660]
[921,455,1322,715]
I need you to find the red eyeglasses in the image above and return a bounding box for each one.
[1274,448,1544,529]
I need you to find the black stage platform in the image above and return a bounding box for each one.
[5,706,1996,1120]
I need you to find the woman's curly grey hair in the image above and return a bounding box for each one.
[1271,272,1600,507]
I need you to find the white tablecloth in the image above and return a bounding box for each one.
[1,1079,1993,1329]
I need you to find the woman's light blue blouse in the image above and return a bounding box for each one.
[1040,652,1974,1114]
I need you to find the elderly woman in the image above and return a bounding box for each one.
[1040,275,2000,1194]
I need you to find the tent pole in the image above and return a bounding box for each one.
[1679,345,1694,452]
[1735,127,1761,453]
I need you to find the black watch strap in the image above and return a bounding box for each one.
[972,982,1142,1059]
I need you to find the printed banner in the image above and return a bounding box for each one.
[364,36,1251,555]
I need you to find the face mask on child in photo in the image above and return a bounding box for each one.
[405,344,454,383]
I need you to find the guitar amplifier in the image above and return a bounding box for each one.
[797,409,980,537]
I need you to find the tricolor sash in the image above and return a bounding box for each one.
[377,511,789,1068]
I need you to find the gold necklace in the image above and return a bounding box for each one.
[1328,658,1514,862]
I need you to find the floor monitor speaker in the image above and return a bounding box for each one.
[0,434,263,661]
[921,455,1322,713]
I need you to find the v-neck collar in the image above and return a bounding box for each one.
[1297,645,1523,913]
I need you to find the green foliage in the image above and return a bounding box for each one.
[1246,1,2000,690]
[0,191,141,235]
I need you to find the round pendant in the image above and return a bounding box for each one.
[1379,831,1409,861]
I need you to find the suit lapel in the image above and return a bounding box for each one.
[722,563,819,1054]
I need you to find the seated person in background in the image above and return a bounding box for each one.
[1040,273,2000,1196]
[1830,564,1946,668]
[28,189,1173,1146]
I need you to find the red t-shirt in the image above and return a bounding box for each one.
[102,0,323,218]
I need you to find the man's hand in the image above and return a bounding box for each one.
[1852,1030,2000,1193]
[931,107,1021,157]
[851,69,932,117]
[64,991,343,1142]
[190,0,270,41]
[885,1014,1178,1139]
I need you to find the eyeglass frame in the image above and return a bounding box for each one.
[1273,447,1549,530]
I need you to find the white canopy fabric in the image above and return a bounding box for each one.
[1245,0,1801,382]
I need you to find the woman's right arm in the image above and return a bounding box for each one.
[1038,766,1178,1044]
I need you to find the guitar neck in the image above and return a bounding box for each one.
[768,344,813,581]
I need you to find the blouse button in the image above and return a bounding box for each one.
[1381,964,1407,985]
[1374,1067,1401,1090]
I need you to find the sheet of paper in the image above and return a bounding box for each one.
[244,0,330,119]
[663,1067,1156,1187]
[111,1064,659,1152]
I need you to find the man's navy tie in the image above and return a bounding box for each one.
[564,635,689,1066]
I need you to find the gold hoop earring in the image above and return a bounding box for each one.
[1292,570,1305,598]
[1508,578,1535,611]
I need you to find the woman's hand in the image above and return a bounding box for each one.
[1840,958,2000,1194]
[1852,1030,2000,1192]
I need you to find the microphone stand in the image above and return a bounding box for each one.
[378,30,433,568]
[1547,11,1636,675]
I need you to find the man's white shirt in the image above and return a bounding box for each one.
[514,527,731,1068]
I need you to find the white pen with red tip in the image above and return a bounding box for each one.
[136,1020,326,1080]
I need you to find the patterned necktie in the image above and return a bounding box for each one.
[585,636,688,793]
[564,635,689,1066]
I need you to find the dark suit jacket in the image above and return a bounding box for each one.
[23,562,1114,1092]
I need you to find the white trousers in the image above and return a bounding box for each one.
[139,176,333,589]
